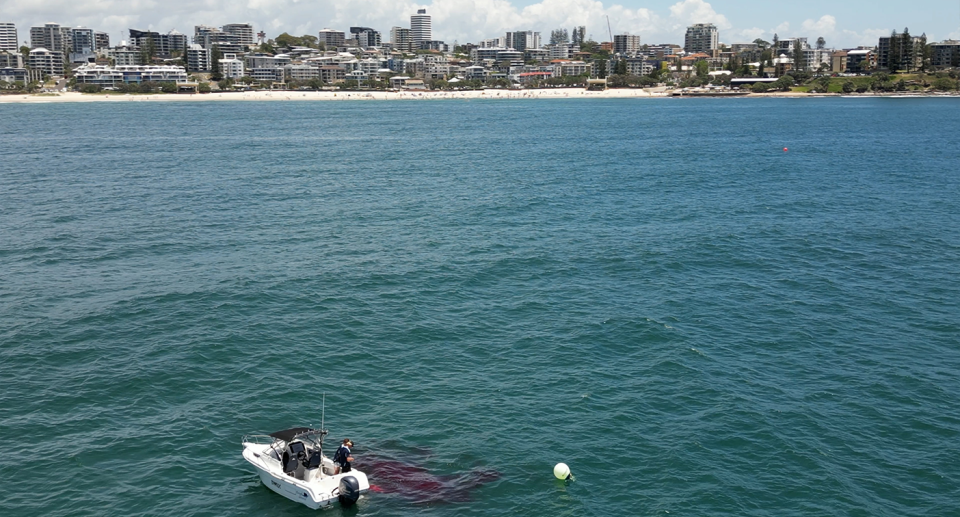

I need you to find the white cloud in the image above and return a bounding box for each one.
[734,27,766,42]
[668,0,730,30]
[0,0,900,50]
[801,15,836,36]
[841,28,891,47]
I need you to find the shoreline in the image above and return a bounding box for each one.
[1,88,957,103]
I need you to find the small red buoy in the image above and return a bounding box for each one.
[783,147,788,152]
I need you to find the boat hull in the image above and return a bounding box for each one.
[243,442,370,509]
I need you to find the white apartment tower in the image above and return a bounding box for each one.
[411,9,431,45]
[684,23,718,54]
[0,23,18,52]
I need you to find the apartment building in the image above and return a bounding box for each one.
[389,27,412,51]
[318,29,345,49]
[222,24,255,47]
[0,66,28,83]
[877,33,924,71]
[931,40,960,68]
[220,53,245,78]
[186,44,211,72]
[0,23,18,52]
[613,34,641,56]
[27,47,65,76]
[351,27,381,49]
[506,31,540,52]
[0,50,23,68]
[31,23,71,53]
[74,64,188,86]
[411,9,431,45]
[684,24,718,54]
[129,29,188,56]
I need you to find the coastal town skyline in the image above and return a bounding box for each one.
[2,0,959,49]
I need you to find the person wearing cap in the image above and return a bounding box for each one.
[333,438,355,473]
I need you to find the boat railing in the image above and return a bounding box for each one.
[242,434,277,446]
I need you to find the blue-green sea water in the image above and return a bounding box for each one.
[2,98,959,516]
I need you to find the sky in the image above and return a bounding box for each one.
[1,0,958,49]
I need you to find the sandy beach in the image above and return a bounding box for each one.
[0,87,672,103]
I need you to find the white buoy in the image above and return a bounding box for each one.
[553,462,571,480]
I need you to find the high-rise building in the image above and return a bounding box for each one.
[69,27,97,63]
[318,29,345,49]
[0,23,18,52]
[411,9,431,45]
[193,26,240,51]
[186,44,211,72]
[95,32,110,51]
[506,31,540,52]
[684,23,718,54]
[71,28,95,53]
[130,29,188,56]
[350,27,381,49]
[613,34,641,56]
[390,27,412,51]
[222,24,255,47]
[31,23,71,53]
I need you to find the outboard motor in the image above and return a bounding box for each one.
[338,475,361,506]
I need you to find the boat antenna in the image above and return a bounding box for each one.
[321,392,326,433]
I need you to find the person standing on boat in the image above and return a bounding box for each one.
[334,439,354,473]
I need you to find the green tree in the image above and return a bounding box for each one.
[550,29,569,44]
[19,45,30,61]
[775,75,794,90]
[842,81,855,93]
[694,59,709,80]
[753,38,770,49]
[210,45,223,81]
[160,82,178,93]
[919,35,930,72]
[596,59,608,79]
[616,59,627,75]
[750,82,768,93]
[793,42,805,72]
[901,28,913,72]
[816,76,831,92]
[931,77,958,90]
[198,82,211,93]
[274,33,300,48]
[816,37,826,50]
[140,37,157,65]
[888,30,901,72]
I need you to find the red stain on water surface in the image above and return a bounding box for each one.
[357,454,499,503]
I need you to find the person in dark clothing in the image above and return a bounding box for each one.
[333,438,354,473]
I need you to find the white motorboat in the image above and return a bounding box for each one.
[242,427,370,509]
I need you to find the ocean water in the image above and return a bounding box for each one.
[1,97,959,516]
